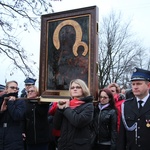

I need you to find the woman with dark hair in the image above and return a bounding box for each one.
[93,88,118,150]
[53,79,94,150]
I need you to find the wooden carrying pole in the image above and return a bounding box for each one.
[4,97,69,103]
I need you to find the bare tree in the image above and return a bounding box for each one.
[98,11,148,89]
[0,0,53,77]
[147,58,150,70]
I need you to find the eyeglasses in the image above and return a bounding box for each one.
[70,86,81,90]
[99,96,108,100]
[9,86,19,90]
[27,90,35,93]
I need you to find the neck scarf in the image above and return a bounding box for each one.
[70,98,85,109]
[98,103,110,110]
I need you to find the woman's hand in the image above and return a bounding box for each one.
[57,99,69,109]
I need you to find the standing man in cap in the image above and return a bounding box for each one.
[117,67,150,150]
[20,77,36,98]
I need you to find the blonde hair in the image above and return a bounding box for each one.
[107,82,120,93]
[69,79,90,98]
[28,86,39,97]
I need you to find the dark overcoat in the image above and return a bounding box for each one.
[25,100,49,145]
[53,96,94,150]
[0,96,26,150]
[117,95,150,150]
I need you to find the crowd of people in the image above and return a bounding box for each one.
[0,67,150,150]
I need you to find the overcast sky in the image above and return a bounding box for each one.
[51,0,150,48]
[0,0,150,91]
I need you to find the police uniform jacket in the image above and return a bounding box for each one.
[53,96,94,150]
[117,95,150,150]
[20,88,27,98]
[0,95,26,150]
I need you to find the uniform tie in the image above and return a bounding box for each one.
[138,100,143,112]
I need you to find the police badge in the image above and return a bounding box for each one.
[146,119,150,127]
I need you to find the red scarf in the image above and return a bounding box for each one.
[70,98,85,109]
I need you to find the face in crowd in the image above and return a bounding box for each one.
[69,79,90,99]
[27,86,38,98]
[70,82,83,99]
[98,88,115,106]
[108,83,120,96]
[6,81,19,94]
[25,84,34,91]
[131,80,150,99]
[99,91,110,105]
[109,86,117,95]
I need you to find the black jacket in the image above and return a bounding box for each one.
[117,95,150,150]
[93,105,117,150]
[25,100,49,144]
[20,88,27,98]
[53,96,94,150]
[0,95,26,150]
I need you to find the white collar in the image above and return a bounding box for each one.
[98,103,110,110]
[136,93,150,105]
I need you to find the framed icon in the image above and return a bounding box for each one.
[39,6,99,102]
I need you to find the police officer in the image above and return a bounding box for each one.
[20,77,36,98]
[117,67,150,150]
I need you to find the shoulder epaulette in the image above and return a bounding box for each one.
[125,97,134,101]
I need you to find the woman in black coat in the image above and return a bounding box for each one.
[24,86,49,150]
[93,88,118,150]
[53,79,94,150]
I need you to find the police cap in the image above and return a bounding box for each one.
[131,67,150,81]
[24,77,36,85]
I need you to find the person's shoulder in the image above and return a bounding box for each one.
[126,97,134,101]
[109,108,117,113]
[124,97,134,104]
[17,98,26,103]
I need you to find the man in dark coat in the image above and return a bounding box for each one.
[117,68,150,150]
[0,80,26,150]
